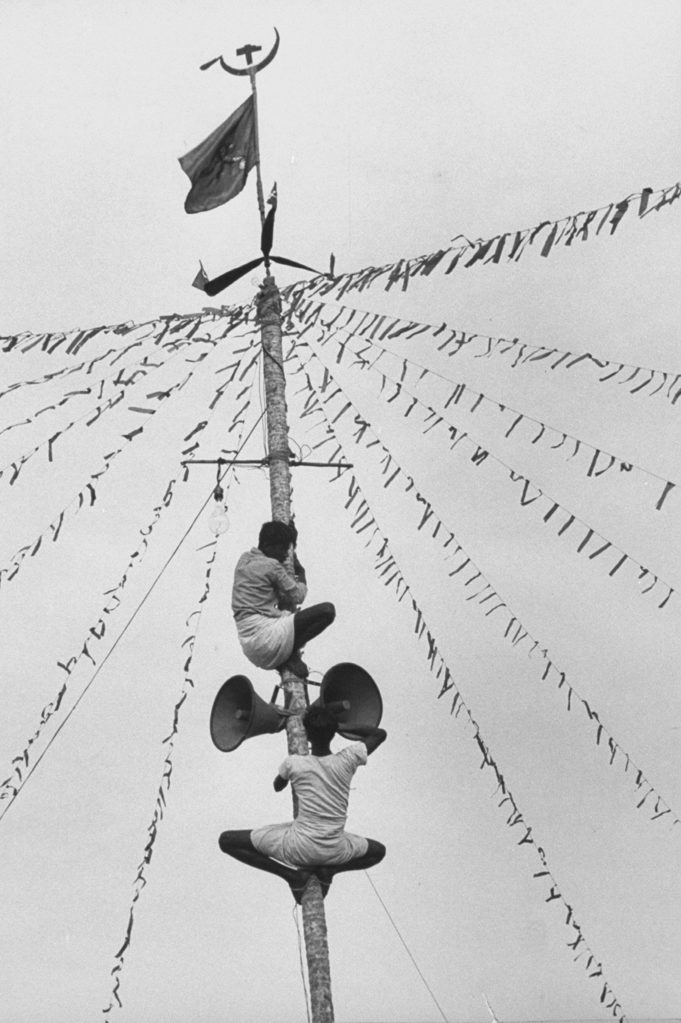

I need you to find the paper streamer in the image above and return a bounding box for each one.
[289,346,626,1020]
[284,178,681,303]
[101,352,257,1015]
[101,543,218,1017]
[299,322,677,610]
[0,302,250,360]
[286,337,680,832]
[291,309,681,513]
[0,336,259,812]
[288,295,681,410]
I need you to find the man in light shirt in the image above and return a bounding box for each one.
[218,706,387,901]
[232,520,335,678]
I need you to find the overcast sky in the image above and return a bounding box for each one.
[2,3,681,1022]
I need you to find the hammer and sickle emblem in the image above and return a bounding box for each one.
[201,27,280,76]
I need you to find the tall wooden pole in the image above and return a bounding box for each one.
[257,274,335,1023]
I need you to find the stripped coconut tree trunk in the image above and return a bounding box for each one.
[257,274,334,1023]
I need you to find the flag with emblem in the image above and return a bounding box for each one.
[179,95,257,214]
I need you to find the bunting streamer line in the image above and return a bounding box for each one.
[287,348,626,1020]
[291,311,681,514]
[0,476,178,806]
[0,306,254,469]
[0,336,260,814]
[286,338,681,832]
[1,323,149,358]
[101,360,260,1017]
[288,296,681,410]
[0,332,160,407]
[0,318,219,446]
[0,338,222,490]
[0,318,261,591]
[0,301,250,360]
[284,177,681,303]
[101,541,218,1018]
[299,324,678,611]
[0,370,192,591]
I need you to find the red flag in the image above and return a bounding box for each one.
[179,96,257,214]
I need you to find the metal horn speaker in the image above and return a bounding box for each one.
[210,674,285,752]
[318,662,383,738]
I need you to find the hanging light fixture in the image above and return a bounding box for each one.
[209,477,230,536]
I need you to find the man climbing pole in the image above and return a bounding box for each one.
[232,520,336,678]
[218,705,387,902]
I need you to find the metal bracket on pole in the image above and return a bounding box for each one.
[270,676,321,708]
[181,458,353,469]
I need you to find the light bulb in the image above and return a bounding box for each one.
[208,482,229,536]
[209,500,230,536]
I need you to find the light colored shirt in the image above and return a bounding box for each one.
[250,742,370,865]
[232,547,307,620]
[279,742,368,844]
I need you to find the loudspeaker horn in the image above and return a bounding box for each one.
[210,674,286,752]
[317,662,383,738]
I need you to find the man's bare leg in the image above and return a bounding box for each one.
[219,830,310,903]
[313,839,386,895]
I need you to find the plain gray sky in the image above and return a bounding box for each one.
[1,2,681,1022]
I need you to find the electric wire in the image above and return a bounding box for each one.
[292,905,312,1023]
[0,404,267,827]
[257,342,270,459]
[363,871,450,1023]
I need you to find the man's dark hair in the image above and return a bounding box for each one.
[258,521,293,561]
[303,705,338,745]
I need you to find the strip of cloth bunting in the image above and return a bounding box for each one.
[288,306,681,514]
[0,305,252,422]
[0,369,193,591]
[0,326,163,409]
[297,324,677,610]
[0,307,259,591]
[101,356,259,1016]
[0,332,259,816]
[282,177,681,303]
[101,542,218,1016]
[287,295,681,410]
[0,302,250,359]
[0,335,221,490]
[0,318,218,442]
[285,336,680,833]
[286,340,627,1021]
[0,474,178,811]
